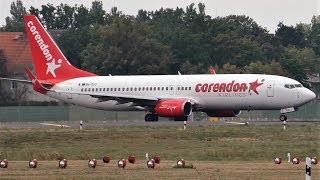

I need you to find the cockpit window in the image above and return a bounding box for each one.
[284,84,303,89]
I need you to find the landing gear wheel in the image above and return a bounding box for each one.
[145,113,159,122]
[279,114,287,121]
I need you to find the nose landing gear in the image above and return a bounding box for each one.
[279,114,287,121]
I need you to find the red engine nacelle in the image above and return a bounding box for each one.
[206,110,241,117]
[155,100,192,117]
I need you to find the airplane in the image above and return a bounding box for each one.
[0,15,316,122]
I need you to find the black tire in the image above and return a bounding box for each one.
[145,113,158,122]
[279,114,287,121]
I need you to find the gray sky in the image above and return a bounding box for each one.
[1,0,319,33]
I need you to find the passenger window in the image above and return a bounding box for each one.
[88,88,90,92]
[146,87,148,91]
[81,88,83,92]
[110,88,113,91]
[135,88,137,91]
[170,87,173,90]
[123,88,125,91]
[166,87,169,91]
[142,87,145,91]
[103,88,105,91]
[158,87,160,91]
[177,87,180,90]
[130,88,133,91]
[92,88,94,92]
[118,88,120,91]
[96,88,98,91]
[181,87,184,90]
[161,87,164,91]
[139,87,141,91]
[127,88,129,91]
[84,88,87,92]
[154,87,156,91]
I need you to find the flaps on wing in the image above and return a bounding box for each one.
[53,89,158,105]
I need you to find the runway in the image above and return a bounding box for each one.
[0,118,318,129]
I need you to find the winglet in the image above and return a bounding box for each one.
[209,69,216,74]
[25,67,49,94]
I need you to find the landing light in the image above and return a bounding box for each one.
[311,157,318,165]
[128,155,135,164]
[292,157,300,164]
[0,159,8,168]
[118,159,126,168]
[59,159,68,168]
[29,159,38,168]
[88,159,97,168]
[147,159,155,169]
[177,159,186,167]
[103,155,110,163]
[274,157,282,164]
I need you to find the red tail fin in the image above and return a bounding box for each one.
[23,15,95,83]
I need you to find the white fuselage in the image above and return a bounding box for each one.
[46,74,315,112]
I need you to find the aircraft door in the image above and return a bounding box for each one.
[66,86,73,99]
[169,85,174,95]
[176,85,181,95]
[267,80,274,97]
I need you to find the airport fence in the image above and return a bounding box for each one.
[0,100,318,122]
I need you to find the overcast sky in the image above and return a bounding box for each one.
[0,0,319,33]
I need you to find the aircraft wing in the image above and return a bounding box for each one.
[52,89,198,107]
[0,77,32,84]
[52,89,159,104]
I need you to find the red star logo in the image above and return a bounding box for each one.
[249,79,264,95]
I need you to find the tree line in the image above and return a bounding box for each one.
[1,0,320,85]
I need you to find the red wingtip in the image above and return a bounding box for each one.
[209,69,216,74]
[25,67,48,94]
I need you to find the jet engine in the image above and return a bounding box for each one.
[206,110,241,117]
[155,100,192,117]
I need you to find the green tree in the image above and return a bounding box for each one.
[39,4,56,29]
[4,0,26,31]
[275,22,307,48]
[80,17,174,75]
[219,63,242,74]
[54,4,75,29]
[90,1,106,25]
[309,15,320,56]
[74,5,91,28]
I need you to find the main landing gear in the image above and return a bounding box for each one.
[145,113,159,122]
[279,114,287,121]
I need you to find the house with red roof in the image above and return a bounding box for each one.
[0,32,57,102]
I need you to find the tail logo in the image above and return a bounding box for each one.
[27,20,62,78]
[46,59,62,77]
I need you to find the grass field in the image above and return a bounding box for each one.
[0,124,319,179]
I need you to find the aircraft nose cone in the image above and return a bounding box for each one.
[304,89,316,102]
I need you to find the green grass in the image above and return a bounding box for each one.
[0,125,319,161]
